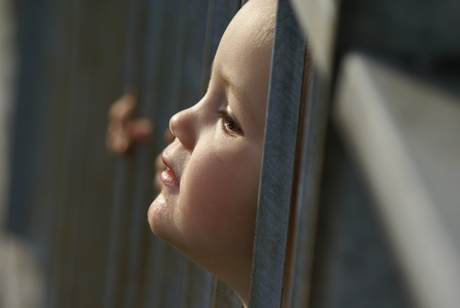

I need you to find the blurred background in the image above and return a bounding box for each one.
[3,0,460,307]
[0,0,43,307]
[0,0,127,306]
[0,0,44,307]
[0,0,199,306]
[0,0,236,307]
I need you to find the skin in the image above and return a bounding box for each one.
[107,94,174,190]
[106,93,152,155]
[148,0,276,305]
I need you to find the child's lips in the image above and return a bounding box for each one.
[160,154,179,187]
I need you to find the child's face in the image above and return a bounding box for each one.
[148,0,274,293]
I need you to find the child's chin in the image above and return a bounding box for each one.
[147,193,169,236]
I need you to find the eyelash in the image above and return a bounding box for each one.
[217,110,243,136]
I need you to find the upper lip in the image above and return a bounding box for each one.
[161,152,179,182]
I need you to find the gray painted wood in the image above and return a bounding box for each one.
[335,53,460,308]
[249,0,306,306]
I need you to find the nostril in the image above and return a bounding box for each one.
[164,128,175,143]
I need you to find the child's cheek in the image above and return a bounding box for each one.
[178,146,260,252]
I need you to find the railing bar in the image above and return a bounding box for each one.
[308,123,412,307]
[158,0,189,138]
[17,3,62,305]
[33,1,69,306]
[286,65,332,308]
[334,54,460,308]
[64,0,129,303]
[183,262,214,308]
[161,247,188,307]
[143,236,167,308]
[46,1,85,307]
[177,0,209,111]
[248,0,306,306]
[103,0,143,307]
[123,0,166,306]
[121,0,143,90]
[103,159,133,308]
[199,0,240,94]
[290,0,338,75]
[170,0,191,113]
[211,279,243,308]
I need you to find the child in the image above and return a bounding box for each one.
[108,0,278,305]
[148,0,277,306]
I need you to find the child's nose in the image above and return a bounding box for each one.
[169,107,196,149]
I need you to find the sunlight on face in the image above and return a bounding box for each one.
[148,0,276,303]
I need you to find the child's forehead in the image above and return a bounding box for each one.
[204,0,275,133]
[214,17,273,74]
[214,0,275,53]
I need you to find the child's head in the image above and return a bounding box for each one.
[148,0,276,304]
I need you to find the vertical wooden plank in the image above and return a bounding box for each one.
[6,0,50,238]
[122,0,166,306]
[295,0,460,306]
[5,0,54,306]
[33,0,67,305]
[8,5,63,305]
[144,235,167,308]
[307,123,411,308]
[335,0,460,58]
[176,0,209,110]
[211,280,243,308]
[248,0,305,306]
[285,66,332,308]
[44,1,84,306]
[200,0,240,92]
[290,0,338,74]
[333,54,460,308]
[27,0,130,306]
[61,0,129,306]
[104,0,146,307]
[183,262,214,308]
[140,0,184,306]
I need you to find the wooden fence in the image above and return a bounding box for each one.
[6,0,460,307]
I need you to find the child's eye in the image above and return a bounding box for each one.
[217,110,244,137]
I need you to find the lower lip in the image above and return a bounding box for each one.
[160,169,179,187]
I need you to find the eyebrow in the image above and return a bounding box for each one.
[209,59,262,133]
[208,59,247,106]
[223,75,247,106]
